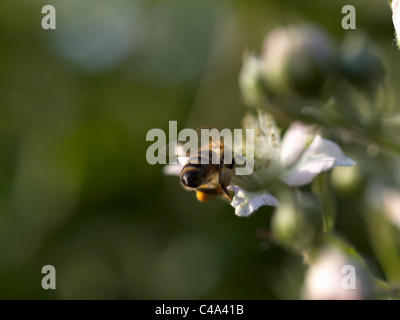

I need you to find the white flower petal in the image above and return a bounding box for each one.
[280,122,315,168]
[393,1,400,44]
[228,185,279,217]
[281,135,356,187]
[162,163,183,176]
[162,157,188,176]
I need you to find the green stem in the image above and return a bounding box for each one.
[312,172,336,234]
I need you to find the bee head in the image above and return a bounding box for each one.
[180,169,203,188]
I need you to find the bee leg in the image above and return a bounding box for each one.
[220,185,232,202]
[219,165,233,202]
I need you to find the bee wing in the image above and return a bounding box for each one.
[194,127,249,167]
[163,126,221,157]
[232,152,247,164]
[195,126,217,133]
[195,126,222,153]
[221,144,249,170]
[160,141,191,157]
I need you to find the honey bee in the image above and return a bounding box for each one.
[164,127,236,202]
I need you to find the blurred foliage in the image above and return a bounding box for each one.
[0,0,399,299]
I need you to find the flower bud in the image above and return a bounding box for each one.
[366,183,400,230]
[302,246,374,300]
[331,165,364,196]
[259,24,334,97]
[383,188,400,230]
[239,54,262,106]
[336,34,385,92]
[271,192,323,250]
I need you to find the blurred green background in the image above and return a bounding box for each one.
[0,0,398,299]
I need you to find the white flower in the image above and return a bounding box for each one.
[392,0,400,47]
[229,112,355,217]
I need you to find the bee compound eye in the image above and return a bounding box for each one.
[181,171,201,188]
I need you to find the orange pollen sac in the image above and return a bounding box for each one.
[196,191,215,202]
